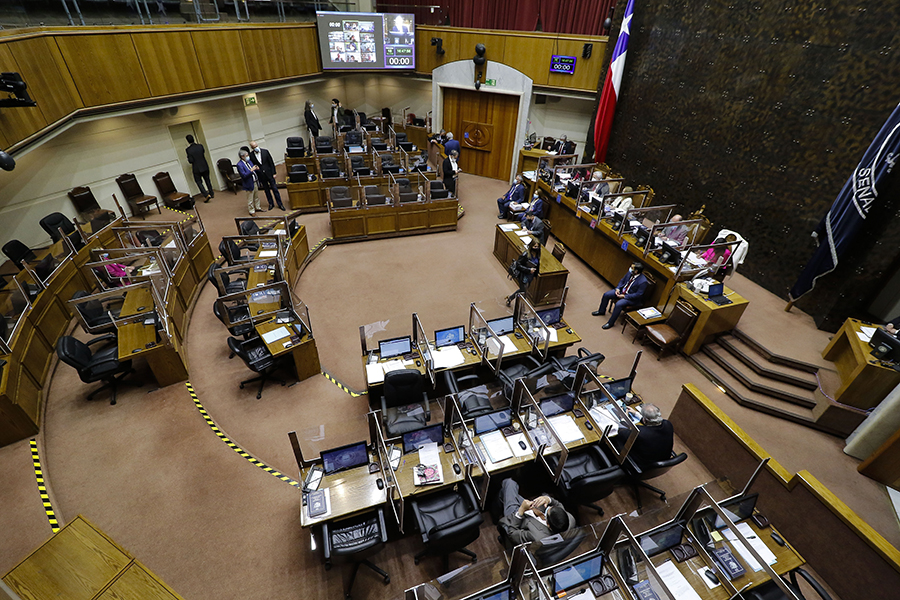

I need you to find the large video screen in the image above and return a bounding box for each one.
[317,11,415,71]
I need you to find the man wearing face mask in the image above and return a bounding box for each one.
[249,140,285,211]
[304,100,321,153]
[497,174,525,219]
[593,262,649,329]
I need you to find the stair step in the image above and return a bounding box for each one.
[702,344,817,409]
[732,328,821,373]
[717,335,819,390]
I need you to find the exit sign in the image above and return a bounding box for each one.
[483,78,497,87]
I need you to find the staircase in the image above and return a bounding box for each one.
[687,329,867,436]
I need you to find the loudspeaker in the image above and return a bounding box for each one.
[582,43,593,59]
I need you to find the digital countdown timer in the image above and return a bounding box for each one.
[550,55,577,75]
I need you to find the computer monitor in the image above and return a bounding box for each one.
[321,441,369,475]
[435,325,465,348]
[474,409,512,435]
[659,241,680,265]
[870,328,900,362]
[540,393,575,416]
[402,423,444,454]
[487,315,515,336]
[566,180,579,199]
[707,282,725,297]
[538,307,562,326]
[379,335,411,359]
[553,554,605,593]
[639,521,685,557]
[602,377,633,400]
[610,212,625,231]
[633,225,650,247]
[714,493,759,529]
[473,587,511,600]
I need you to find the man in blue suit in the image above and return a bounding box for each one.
[519,193,545,221]
[497,175,525,218]
[443,132,461,156]
[593,262,649,329]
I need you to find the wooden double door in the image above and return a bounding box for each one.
[442,87,519,181]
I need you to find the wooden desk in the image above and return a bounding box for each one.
[117,321,189,388]
[517,148,550,199]
[300,462,386,528]
[393,444,465,499]
[674,284,749,355]
[120,286,153,317]
[330,198,458,241]
[2,515,186,600]
[492,224,568,307]
[287,179,326,212]
[821,317,900,410]
[256,319,321,382]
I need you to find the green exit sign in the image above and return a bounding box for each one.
[484,78,497,87]
[244,95,258,107]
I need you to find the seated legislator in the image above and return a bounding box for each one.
[506,239,541,306]
[593,263,649,330]
[604,186,634,214]
[616,403,674,466]
[657,214,688,245]
[516,193,545,221]
[497,175,526,219]
[497,479,576,546]
[885,318,900,337]
[521,212,546,245]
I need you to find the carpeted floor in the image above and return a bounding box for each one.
[0,173,895,600]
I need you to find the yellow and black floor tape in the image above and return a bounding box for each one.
[321,370,367,397]
[29,439,60,533]
[185,382,300,488]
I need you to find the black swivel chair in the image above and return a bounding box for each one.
[380,154,401,174]
[745,569,834,600]
[316,136,334,154]
[547,446,626,516]
[71,290,118,335]
[497,356,557,399]
[350,155,370,176]
[39,212,85,251]
[444,371,495,418]
[207,262,246,297]
[214,302,253,358]
[2,240,37,270]
[430,180,450,199]
[345,130,363,147]
[227,336,286,399]
[394,132,408,145]
[286,136,306,157]
[56,335,139,405]
[551,347,606,388]
[625,451,688,511]
[289,164,309,183]
[410,482,484,571]
[396,178,418,203]
[219,239,250,266]
[238,220,262,252]
[330,186,353,209]
[320,156,341,179]
[323,507,391,599]
[380,369,430,437]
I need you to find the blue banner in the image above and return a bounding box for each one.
[789,102,900,302]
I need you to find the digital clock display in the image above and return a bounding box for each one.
[550,55,577,75]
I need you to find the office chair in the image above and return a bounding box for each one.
[320,156,341,179]
[364,186,387,205]
[394,132,408,145]
[371,138,388,151]
[2,239,36,270]
[207,263,247,297]
[380,369,431,437]
[152,171,192,209]
[323,507,390,599]
[289,164,309,183]
[625,451,688,511]
[219,239,250,266]
[430,180,451,199]
[237,221,261,252]
[214,302,254,358]
[345,130,363,146]
[744,569,834,600]
[350,155,370,176]
[136,229,164,247]
[227,336,286,399]
[541,136,556,151]
[530,529,588,568]
[39,212,85,251]
[315,135,334,154]
[638,299,698,359]
[443,371,495,418]
[551,347,606,376]
[330,186,353,209]
[68,185,115,223]
[410,482,484,571]
[552,242,567,263]
[71,290,118,335]
[547,445,626,516]
[115,173,161,218]
[396,178,412,193]
[380,154,400,174]
[56,334,139,405]
[498,356,556,399]
[285,136,305,157]
[217,158,243,193]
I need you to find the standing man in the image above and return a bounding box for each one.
[304,100,321,153]
[330,98,343,133]
[443,131,461,156]
[593,262,649,330]
[249,140,285,211]
[497,175,525,219]
[185,134,214,203]
[236,148,263,215]
[442,149,460,195]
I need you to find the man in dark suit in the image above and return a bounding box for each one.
[618,403,674,466]
[497,174,525,219]
[522,212,546,245]
[552,135,568,154]
[236,148,262,215]
[443,132,461,156]
[496,479,575,546]
[442,149,460,195]
[593,262,649,329]
[248,140,284,211]
[185,134,213,203]
[304,100,321,153]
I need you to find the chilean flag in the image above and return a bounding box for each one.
[593,0,635,163]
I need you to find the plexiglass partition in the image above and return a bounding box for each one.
[512,379,568,484]
[514,295,550,360]
[537,154,578,184]
[644,218,705,256]
[67,282,156,336]
[468,304,505,377]
[371,410,405,534]
[215,281,291,329]
[0,276,34,350]
[573,177,627,216]
[673,241,739,281]
[412,312,435,386]
[446,394,490,509]
[84,249,170,289]
[620,205,679,247]
[550,164,597,196]
[572,364,639,465]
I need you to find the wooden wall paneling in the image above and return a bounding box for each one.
[416,27,460,74]
[0,43,49,145]
[454,32,507,66]
[7,36,83,125]
[13,361,41,427]
[55,34,151,106]
[443,88,519,180]
[365,212,397,235]
[191,30,250,89]
[241,28,288,82]
[396,208,429,232]
[280,27,321,76]
[131,31,204,97]
[503,35,554,85]
[547,38,604,91]
[0,126,9,148]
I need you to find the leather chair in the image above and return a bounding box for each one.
[547,445,625,516]
[2,240,36,270]
[430,180,450,199]
[498,356,556,399]
[238,220,262,252]
[315,135,334,154]
[323,507,390,599]
[214,302,253,358]
[551,347,606,376]
[394,132,408,145]
[68,185,115,223]
[227,336,286,399]
[410,482,483,570]
[744,569,834,600]
[39,212,84,250]
[625,451,688,511]
[217,158,243,193]
[345,130,363,146]
[638,299,698,359]
[541,136,556,151]
[152,171,192,209]
[56,334,139,405]
[380,369,430,437]
[551,242,567,263]
[289,164,309,183]
[285,136,306,158]
[396,178,412,193]
[330,186,353,209]
[219,239,250,266]
[115,173,160,218]
[207,262,246,297]
[364,186,387,206]
[371,138,388,151]
[320,156,341,179]
[444,371,495,418]
[71,290,118,335]
[380,154,400,174]
[350,155,370,175]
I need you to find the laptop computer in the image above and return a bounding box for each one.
[707,282,733,305]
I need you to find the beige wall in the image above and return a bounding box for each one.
[528,95,595,161]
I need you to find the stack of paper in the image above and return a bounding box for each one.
[499,223,519,232]
[515,229,530,237]
[857,326,876,343]
[259,250,278,258]
[655,561,702,600]
[261,326,290,344]
[366,363,385,384]
[382,360,406,374]
[722,522,778,572]
[480,430,514,464]
[589,406,619,437]
[486,336,518,356]
[548,415,585,444]
[432,345,466,369]
[638,307,662,319]
[415,442,444,485]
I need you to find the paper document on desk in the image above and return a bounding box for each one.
[722,522,777,572]
[382,360,406,374]
[519,236,534,246]
[857,326,876,342]
[589,406,619,437]
[485,336,518,356]
[258,250,278,258]
[638,307,662,319]
[499,223,520,231]
[515,229,530,237]
[415,443,444,485]
[366,363,385,384]
[655,560,703,600]
[432,345,466,369]
[261,326,290,344]
[564,588,595,600]
[480,430,514,464]
[547,415,584,444]
[533,327,558,343]
[507,432,532,457]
